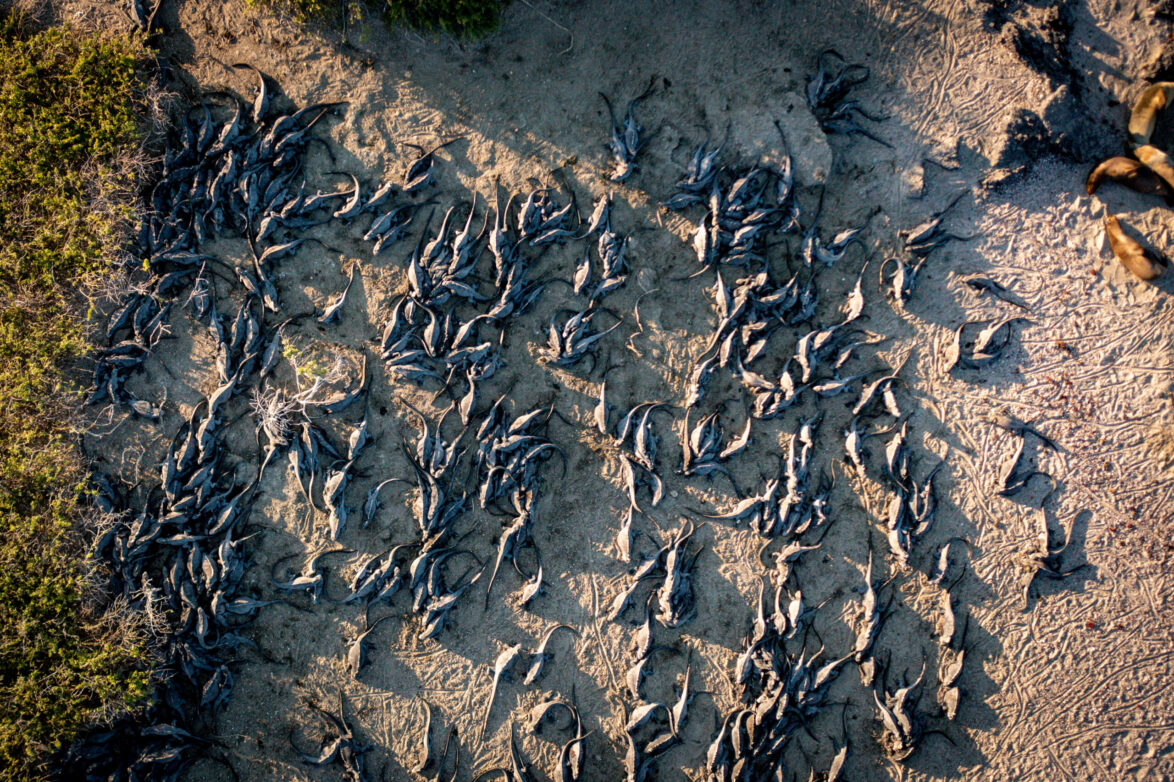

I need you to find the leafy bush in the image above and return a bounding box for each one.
[0,11,151,780]
[380,0,504,36]
[252,0,506,38]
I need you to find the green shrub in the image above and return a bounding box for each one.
[380,0,504,36]
[0,11,151,780]
[252,0,506,38]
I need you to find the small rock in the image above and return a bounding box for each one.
[902,164,925,199]
[982,167,1019,190]
[636,268,656,291]
[927,136,961,170]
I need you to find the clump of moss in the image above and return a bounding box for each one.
[0,11,151,780]
[252,0,506,38]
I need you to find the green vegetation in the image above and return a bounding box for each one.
[0,11,151,780]
[253,0,506,38]
[378,0,504,35]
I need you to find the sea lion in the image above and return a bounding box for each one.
[1084,156,1169,200]
[1133,144,1174,193]
[1128,82,1174,148]
[1086,156,1174,200]
[1104,215,1167,281]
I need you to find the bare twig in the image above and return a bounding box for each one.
[520,0,573,55]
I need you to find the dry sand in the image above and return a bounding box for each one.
[61,0,1174,778]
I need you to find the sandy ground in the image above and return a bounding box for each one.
[60,0,1174,779]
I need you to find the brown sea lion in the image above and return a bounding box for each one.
[1086,156,1174,199]
[1105,215,1167,281]
[1133,144,1174,194]
[1128,82,1174,149]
